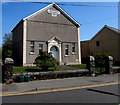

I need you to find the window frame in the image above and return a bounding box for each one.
[65,45,69,56]
[72,43,75,54]
[39,44,43,54]
[96,41,100,47]
[30,41,35,53]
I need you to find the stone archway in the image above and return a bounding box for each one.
[48,37,62,64]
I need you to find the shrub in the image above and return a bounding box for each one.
[34,51,59,70]
[95,53,110,67]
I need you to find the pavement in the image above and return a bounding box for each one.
[1,73,119,95]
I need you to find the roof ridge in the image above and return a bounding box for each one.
[105,25,120,31]
[104,25,120,34]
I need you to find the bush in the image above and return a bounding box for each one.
[34,51,59,70]
[95,53,110,67]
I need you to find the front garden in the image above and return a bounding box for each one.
[13,64,118,74]
[13,64,87,74]
[3,51,120,84]
[13,66,70,74]
[13,51,87,74]
[12,64,89,83]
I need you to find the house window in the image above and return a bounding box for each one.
[65,45,69,55]
[30,41,34,53]
[72,43,75,53]
[96,41,100,46]
[39,44,43,54]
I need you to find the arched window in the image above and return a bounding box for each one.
[50,46,58,52]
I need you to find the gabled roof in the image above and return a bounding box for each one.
[90,25,120,41]
[12,2,80,32]
[23,2,80,27]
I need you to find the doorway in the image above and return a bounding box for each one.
[50,46,59,60]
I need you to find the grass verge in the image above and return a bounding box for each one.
[13,66,69,74]
[68,64,87,69]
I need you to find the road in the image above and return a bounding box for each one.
[2,83,120,103]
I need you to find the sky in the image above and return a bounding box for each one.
[1,2,119,46]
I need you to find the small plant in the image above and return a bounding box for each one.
[34,51,59,70]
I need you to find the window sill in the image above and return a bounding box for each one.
[29,52,35,55]
[72,52,76,55]
[65,55,70,57]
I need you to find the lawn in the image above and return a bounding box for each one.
[13,66,70,74]
[113,65,120,67]
[68,64,87,69]
[13,64,87,74]
[68,64,106,73]
[95,67,105,73]
[13,64,108,74]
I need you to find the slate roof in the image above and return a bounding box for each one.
[105,25,120,34]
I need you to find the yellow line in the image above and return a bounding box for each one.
[1,82,120,97]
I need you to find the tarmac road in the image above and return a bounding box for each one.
[2,84,120,103]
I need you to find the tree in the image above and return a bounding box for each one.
[2,33,12,61]
[34,51,59,70]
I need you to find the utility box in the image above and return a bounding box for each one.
[86,56,95,76]
[105,56,113,74]
[25,75,30,82]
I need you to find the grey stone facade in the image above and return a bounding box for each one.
[12,3,81,66]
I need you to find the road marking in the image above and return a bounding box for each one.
[1,82,120,97]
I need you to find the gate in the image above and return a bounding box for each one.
[86,56,113,76]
